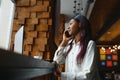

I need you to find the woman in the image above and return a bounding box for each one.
[53,15,100,80]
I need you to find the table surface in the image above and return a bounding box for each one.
[0,49,54,80]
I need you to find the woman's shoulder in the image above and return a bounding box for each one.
[88,40,96,47]
[88,40,95,44]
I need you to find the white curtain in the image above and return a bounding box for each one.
[0,0,15,50]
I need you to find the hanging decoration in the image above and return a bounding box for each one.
[73,0,82,15]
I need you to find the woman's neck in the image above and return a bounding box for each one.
[75,32,81,43]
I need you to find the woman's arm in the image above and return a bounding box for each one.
[53,46,66,64]
[53,30,74,64]
[75,40,97,79]
[52,41,69,77]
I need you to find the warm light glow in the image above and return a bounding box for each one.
[115,45,117,47]
[118,45,120,50]
[101,47,105,51]
[99,45,119,67]
[109,47,111,49]
[107,31,111,34]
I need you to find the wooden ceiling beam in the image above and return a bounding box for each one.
[94,0,120,41]
[94,16,119,41]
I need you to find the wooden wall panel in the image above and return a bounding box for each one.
[10,0,58,79]
[10,0,54,60]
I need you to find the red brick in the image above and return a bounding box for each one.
[37,1,42,5]
[31,5,47,12]
[17,7,30,12]
[36,24,48,31]
[30,0,36,6]
[26,18,38,24]
[30,12,36,18]
[17,7,30,18]
[40,19,48,24]
[38,32,47,38]
[12,23,21,31]
[24,45,32,51]
[18,18,25,24]
[35,38,47,45]
[18,11,30,18]
[25,31,37,38]
[48,18,52,25]
[24,24,35,31]
[24,37,33,44]
[16,0,30,6]
[44,1,50,6]
[33,45,45,51]
[37,12,50,18]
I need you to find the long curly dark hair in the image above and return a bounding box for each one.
[66,15,92,64]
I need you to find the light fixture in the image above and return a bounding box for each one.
[118,45,120,50]
[73,0,81,15]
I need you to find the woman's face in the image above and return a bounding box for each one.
[67,19,80,36]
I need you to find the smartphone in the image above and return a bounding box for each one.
[65,31,71,37]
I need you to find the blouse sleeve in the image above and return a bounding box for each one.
[53,46,67,64]
[75,40,96,79]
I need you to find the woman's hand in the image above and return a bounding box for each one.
[63,30,73,41]
[60,30,74,47]
[52,61,61,77]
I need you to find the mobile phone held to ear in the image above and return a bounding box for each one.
[65,31,71,37]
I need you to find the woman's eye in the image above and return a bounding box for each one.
[69,23,72,25]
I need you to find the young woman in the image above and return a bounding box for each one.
[53,15,100,80]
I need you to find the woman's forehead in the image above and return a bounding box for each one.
[69,19,76,22]
[69,19,79,24]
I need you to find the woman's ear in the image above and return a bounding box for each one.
[78,23,81,31]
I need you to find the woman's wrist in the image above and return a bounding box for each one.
[52,61,61,77]
[52,61,57,66]
[60,40,68,47]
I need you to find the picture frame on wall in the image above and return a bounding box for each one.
[99,46,119,68]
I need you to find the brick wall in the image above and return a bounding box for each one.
[10,0,60,79]
[10,0,56,60]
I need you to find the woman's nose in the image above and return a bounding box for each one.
[67,26,70,29]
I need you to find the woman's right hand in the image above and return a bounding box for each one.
[60,30,74,47]
[63,30,73,41]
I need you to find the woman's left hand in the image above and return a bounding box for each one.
[52,61,61,77]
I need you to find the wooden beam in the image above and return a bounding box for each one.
[94,0,120,41]
[94,17,119,41]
